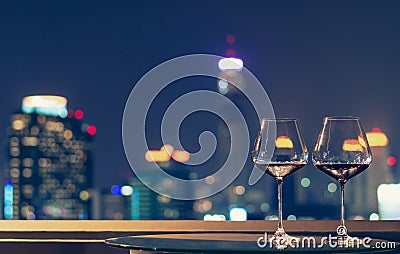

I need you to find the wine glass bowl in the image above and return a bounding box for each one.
[252,118,308,249]
[312,116,372,245]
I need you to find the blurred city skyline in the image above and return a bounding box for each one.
[0,1,400,191]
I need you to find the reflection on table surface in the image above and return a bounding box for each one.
[106,232,400,253]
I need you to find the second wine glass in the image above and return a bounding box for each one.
[313,116,372,245]
[252,118,308,249]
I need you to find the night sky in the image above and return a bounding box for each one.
[0,1,400,188]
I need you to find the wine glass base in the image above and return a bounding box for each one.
[269,229,299,250]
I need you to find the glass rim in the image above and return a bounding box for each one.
[261,118,298,122]
[324,116,360,120]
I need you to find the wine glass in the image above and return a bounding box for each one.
[313,116,372,245]
[252,118,308,249]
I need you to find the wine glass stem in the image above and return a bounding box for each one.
[340,182,345,228]
[277,179,284,231]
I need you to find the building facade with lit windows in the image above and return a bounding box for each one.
[99,171,196,220]
[99,144,195,220]
[127,159,195,220]
[4,95,96,219]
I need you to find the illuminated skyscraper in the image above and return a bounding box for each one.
[4,95,95,219]
[214,42,277,220]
